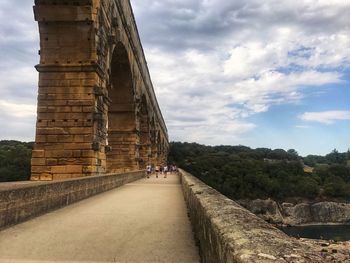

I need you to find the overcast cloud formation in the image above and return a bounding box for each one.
[132,0,350,154]
[0,0,349,154]
[0,0,38,140]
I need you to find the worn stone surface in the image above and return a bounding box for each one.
[239,199,350,225]
[300,239,350,262]
[180,170,328,263]
[0,174,200,263]
[0,171,144,230]
[32,0,168,181]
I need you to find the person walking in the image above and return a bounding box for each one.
[155,165,160,178]
[163,165,168,178]
[173,165,178,175]
[146,164,151,178]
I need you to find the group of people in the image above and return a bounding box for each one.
[146,164,178,178]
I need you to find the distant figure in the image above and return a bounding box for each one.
[155,165,160,178]
[171,164,177,174]
[146,164,151,178]
[163,165,168,178]
[173,165,178,174]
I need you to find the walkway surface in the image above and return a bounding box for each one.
[0,174,200,263]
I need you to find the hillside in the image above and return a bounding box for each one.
[169,142,350,201]
[1,139,349,201]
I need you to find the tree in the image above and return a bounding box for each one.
[0,141,33,182]
[326,149,346,164]
[168,142,350,201]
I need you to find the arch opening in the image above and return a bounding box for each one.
[106,42,138,173]
[139,95,151,169]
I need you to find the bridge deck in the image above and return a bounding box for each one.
[0,174,200,263]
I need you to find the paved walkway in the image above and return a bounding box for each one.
[0,174,200,263]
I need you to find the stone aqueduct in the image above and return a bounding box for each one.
[31,0,169,180]
[0,2,338,261]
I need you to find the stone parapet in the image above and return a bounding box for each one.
[180,170,324,262]
[0,171,144,230]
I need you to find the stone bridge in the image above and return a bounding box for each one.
[31,0,168,181]
[0,171,330,262]
[0,1,340,263]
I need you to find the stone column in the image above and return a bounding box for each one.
[31,2,105,180]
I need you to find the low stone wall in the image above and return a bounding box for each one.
[180,170,324,263]
[0,171,144,230]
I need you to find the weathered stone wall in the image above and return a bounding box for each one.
[180,170,325,262]
[31,0,169,180]
[0,171,144,230]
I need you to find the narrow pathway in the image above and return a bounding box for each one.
[0,174,200,263]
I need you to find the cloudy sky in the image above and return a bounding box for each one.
[0,0,349,156]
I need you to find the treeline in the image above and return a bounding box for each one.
[304,149,350,166]
[1,139,349,201]
[0,140,33,182]
[169,142,350,201]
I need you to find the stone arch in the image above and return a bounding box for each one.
[157,131,169,165]
[160,137,165,164]
[30,0,169,180]
[156,130,162,164]
[106,42,138,173]
[138,94,151,168]
[149,117,157,166]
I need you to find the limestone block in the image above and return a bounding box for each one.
[35,135,46,143]
[65,165,83,174]
[31,165,51,174]
[46,159,58,166]
[30,174,41,181]
[50,166,67,174]
[82,166,96,173]
[32,150,45,158]
[31,158,46,166]
[40,173,53,181]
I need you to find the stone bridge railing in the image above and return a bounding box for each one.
[0,171,145,230]
[0,169,331,262]
[180,170,325,263]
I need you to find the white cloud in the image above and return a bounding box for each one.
[227,70,341,113]
[0,100,36,141]
[135,0,350,143]
[300,111,350,124]
[1,0,350,146]
[0,100,36,118]
[0,0,38,141]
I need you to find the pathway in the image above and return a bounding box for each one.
[0,173,200,263]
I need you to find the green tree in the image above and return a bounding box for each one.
[0,141,33,182]
[169,141,350,201]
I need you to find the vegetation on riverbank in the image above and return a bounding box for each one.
[169,142,350,200]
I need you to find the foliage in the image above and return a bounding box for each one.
[169,142,350,200]
[1,139,349,201]
[0,140,33,182]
